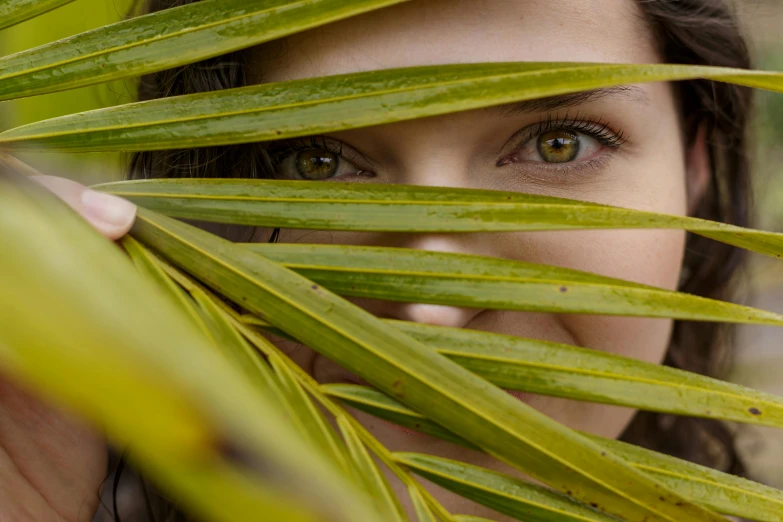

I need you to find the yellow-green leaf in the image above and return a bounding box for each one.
[395,453,617,522]
[0,0,76,31]
[130,207,728,522]
[325,383,783,522]
[395,322,783,427]
[0,172,375,522]
[99,179,783,260]
[0,0,409,101]
[584,436,783,522]
[243,243,783,324]
[268,353,352,472]
[2,63,781,151]
[122,236,203,329]
[338,417,410,522]
[408,483,440,522]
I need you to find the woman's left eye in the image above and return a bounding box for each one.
[275,147,365,180]
[499,130,604,166]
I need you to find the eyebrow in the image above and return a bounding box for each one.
[489,85,649,116]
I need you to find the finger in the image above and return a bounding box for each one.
[30,176,136,240]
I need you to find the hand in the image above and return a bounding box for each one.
[0,176,136,522]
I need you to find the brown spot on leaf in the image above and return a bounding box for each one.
[749,407,762,415]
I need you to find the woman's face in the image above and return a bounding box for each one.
[248,0,701,517]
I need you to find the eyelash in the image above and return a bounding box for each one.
[267,114,628,177]
[511,113,627,151]
[267,135,345,164]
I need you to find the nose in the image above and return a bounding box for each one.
[362,234,487,329]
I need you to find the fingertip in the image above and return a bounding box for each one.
[80,189,137,240]
[29,175,137,240]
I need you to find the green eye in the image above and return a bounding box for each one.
[296,149,339,180]
[537,130,580,163]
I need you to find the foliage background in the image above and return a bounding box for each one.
[1,0,782,504]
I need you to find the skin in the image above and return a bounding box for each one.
[1,0,712,519]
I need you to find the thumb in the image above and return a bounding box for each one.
[31,175,137,240]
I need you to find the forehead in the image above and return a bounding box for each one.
[252,0,660,83]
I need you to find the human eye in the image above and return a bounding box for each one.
[497,114,626,169]
[268,136,373,181]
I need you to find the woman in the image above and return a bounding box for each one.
[5,0,755,520]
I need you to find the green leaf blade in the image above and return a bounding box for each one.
[243,243,783,326]
[395,453,618,522]
[407,484,440,522]
[0,0,409,101]
[338,417,410,522]
[130,207,729,522]
[0,0,76,31]
[586,436,783,522]
[98,179,783,261]
[0,174,376,522]
[397,322,783,428]
[2,63,782,151]
[328,383,783,522]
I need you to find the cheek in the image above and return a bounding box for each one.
[474,227,686,438]
[495,227,686,361]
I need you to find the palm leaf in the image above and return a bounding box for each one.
[242,243,783,324]
[584,436,783,522]
[0,0,76,31]
[395,322,783,427]
[157,266,426,522]
[394,453,618,522]
[121,236,204,328]
[0,173,377,522]
[322,383,783,522]
[129,207,728,522]
[408,484,441,522]
[189,287,284,394]
[322,383,477,448]
[158,264,349,472]
[1,63,781,152]
[0,0,409,101]
[338,417,410,522]
[97,179,783,260]
[267,352,353,472]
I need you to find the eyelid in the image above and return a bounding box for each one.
[267,135,375,172]
[499,112,628,157]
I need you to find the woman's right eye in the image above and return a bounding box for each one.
[275,147,366,180]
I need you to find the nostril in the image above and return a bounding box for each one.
[398,303,478,328]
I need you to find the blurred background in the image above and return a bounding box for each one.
[1,0,781,496]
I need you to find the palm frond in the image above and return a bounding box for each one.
[0,0,409,101]
[0,0,76,31]
[395,453,619,522]
[321,382,783,522]
[0,173,377,522]
[1,63,781,152]
[129,206,728,522]
[99,179,783,260]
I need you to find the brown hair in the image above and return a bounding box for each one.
[121,0,754,518]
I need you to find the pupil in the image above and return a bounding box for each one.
[538,131,579,163]
[296,149,339,180]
